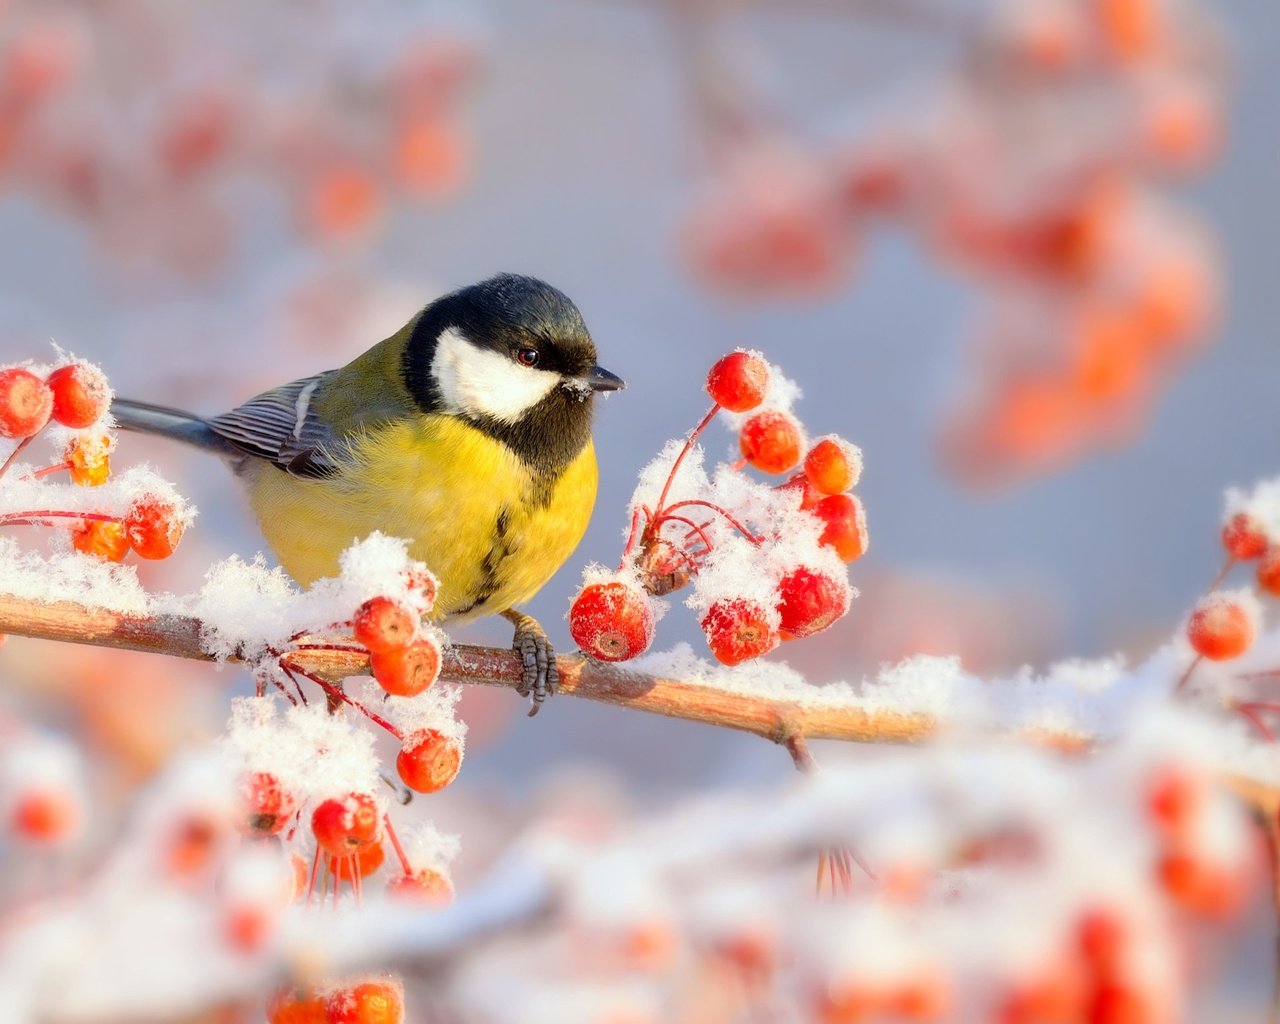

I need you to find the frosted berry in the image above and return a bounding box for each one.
[804,436,862,494]
[397,731,461,793]
[706,351,771,412]
[387,867,455,906]
[65,433,111,486]
[46,362,110,428]
[266,987,327,1024]
[328,841,385,882]
[0,367,53,439]
[236,771,296,836]
[123,495,185,559]
[776,568,850,640]
[71,520,129,562]
[371,636,441,697]
[311,793,381,857]
[1222,512,1268,560]
[1186,597,1254,661]
[569,580,654,662]
[701,599,780,666]
[353,596,416,654]
[1258,548,1280,598]
[326,980,404,1024]
[812,494,868,563]
[739,410,803,475]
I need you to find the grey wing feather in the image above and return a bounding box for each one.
[207,372,343,479]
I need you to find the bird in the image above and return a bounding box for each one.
[111,273,624,711]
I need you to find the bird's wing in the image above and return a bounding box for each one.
[207,372,345,479]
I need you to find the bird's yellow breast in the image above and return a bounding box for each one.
[242,416,598,620]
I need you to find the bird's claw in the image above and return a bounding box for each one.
[505,611,558,716]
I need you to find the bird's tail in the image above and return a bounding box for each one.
[112,399,235,456]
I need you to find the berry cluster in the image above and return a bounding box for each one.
[268,978,404,1024]
[570,350,865,667]
[0,3,480,279]
[0,358,191,564]
[678,0,1223,485]
[1175,480,1280,735]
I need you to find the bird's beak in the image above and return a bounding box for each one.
[583,365,626,393]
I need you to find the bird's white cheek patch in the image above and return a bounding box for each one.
[430,327,560,423]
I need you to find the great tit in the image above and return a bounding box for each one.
[112,273,624,711]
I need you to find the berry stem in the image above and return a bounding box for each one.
[24,462,70,481]
[0,435,35,481]
[1208,554,1236,593]
[1236,702,1278,742]
[655,513,716,556]
[383,814,414,875]
[661,499,763,544]
[280,657,403,739]
[618,504,652,569]
[0,510,122,528]
[1174,655,1204,693]
[653,403,720,519]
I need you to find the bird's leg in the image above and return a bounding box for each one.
[500,608,558,716]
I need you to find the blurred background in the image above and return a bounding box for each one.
[0,0,1276,895]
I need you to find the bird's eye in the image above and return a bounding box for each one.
[516,348,540,367]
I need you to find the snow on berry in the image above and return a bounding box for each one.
[804,435,863,494]
[1221,511,1268,561]
[1185,590,1259,661]
[569,574,656,662]
[706,350,772,412]
[1222,478,1280,551]
[45,361,112,429]
[701,598,781,666]
[739,409,804,475]
[396,729,463,793]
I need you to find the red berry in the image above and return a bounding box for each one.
[123,495,185,559]
[1186,597,1254,661]
[1145,765,1202,837]
[236,771,296,836]
[775,472,823,511]
[1222,512,1268,560]
[396,730,461,793]
[568,581,654,662]
[353,596,416,654]
[371,636,441,697]
[46,362,110,428]
[10,788,77,843]
[739,410,803,475]
[0,367,53,439]
[776,568,850,640]
[267,987,327,1024]
[404,568,438,609]
[1076,907,1127,972]
[812,494,868,563]
[387,867,455,906]
[71,520,129,562]
[804,436,862,494]
[326,980,404,1024]
[701,599,780,666]
[1257,548,1280,598]
[310,793,381,857]
[706,351,771,412]
[1157,849,1244,918]
[328,841,386,882]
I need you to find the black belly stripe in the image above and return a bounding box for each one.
[468,506,514,612]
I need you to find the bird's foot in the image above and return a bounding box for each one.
[501,609,558,716]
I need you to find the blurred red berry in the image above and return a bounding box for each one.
[739,410,803,475]
[236,771,296,836]
[1222,512,1268,560]
[267,987,327,1024]
[354,596,417,654]
[1257,548,1280,598]
[0,367,53,438]
[812,494,868,563]
[776,568,850,640]
[701,598,780,666]
[326,980,404,1024]
[804,436,862,494]
[372,636,441,697]
[123,495,185,559]
[46,362,109,428]
[1157,849,1244,919]
[396,730,461,793]
[706,351,771,412]
[9,788,77,843]
[311,793,381,857]
[1145,764,1202,838]
[387,867,455,906]
[569,581,654,662]
[1186,597,1254,661]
